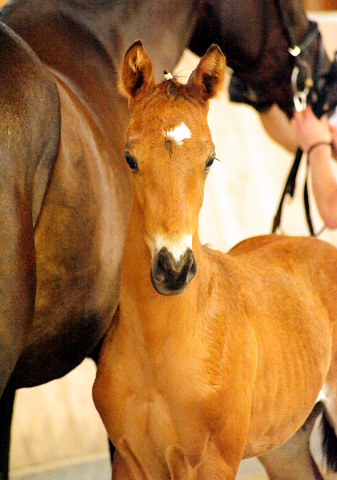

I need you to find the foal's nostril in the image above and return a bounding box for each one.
[186,251,197,281]
[152,248,171,282]
[151,247,197,295]
[156,256,166,280]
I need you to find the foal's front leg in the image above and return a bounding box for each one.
[112,439,150,480]
[165,444,240,480]
[195,441,241,480]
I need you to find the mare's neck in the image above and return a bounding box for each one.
[0,0,197,82]
[0,0,197,139]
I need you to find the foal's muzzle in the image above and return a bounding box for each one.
[150,247,197,295]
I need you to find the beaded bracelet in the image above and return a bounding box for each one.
[307,141,333,159]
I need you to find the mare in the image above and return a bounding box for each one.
[0,0,331,477]
[93,42,337,480]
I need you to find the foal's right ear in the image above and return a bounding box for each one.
[186,44,225,103]
[120,40,155,100]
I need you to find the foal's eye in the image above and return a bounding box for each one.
[125,152,139,173]
[205,156,215,172]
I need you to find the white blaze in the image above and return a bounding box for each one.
[150,234,193,263]
[165,122,191,145]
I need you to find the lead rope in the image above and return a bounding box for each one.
[272,148,303,234]
[303,161,325,236]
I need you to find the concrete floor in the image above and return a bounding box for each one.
[11,428,336,480]
[11,455,267,480]
[11,454,111,480]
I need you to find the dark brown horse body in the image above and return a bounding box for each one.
[0,0,331,478]
[0,0,198,393]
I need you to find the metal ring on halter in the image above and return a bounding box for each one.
[291,64,313,112]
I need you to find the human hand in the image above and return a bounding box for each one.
[291,106,332,152]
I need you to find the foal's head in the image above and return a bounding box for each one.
[121,41,225,295]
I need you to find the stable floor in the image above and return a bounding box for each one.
[11,456,267,480]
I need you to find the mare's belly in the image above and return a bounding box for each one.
[10,251,121,388]
[11,183,131,387]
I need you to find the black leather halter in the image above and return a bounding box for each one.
[271,6,323,235]
[269,0,337,235]
[272,32,337,236]
[228,0,337,235]
[229,1,323,114]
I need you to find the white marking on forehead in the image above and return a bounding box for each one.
[151,234,193,262]
[164,122,191,146]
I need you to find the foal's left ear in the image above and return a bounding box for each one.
[186,44,226,103]
[120,40,155,100]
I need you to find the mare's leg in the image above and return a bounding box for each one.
[258,401,324,480]
[0,386,15,480]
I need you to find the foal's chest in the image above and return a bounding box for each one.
[98,323,224,469]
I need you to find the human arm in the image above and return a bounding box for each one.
[291,107,337,229]
[259,104,298,153]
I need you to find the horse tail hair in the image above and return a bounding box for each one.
[321,406,337,472]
